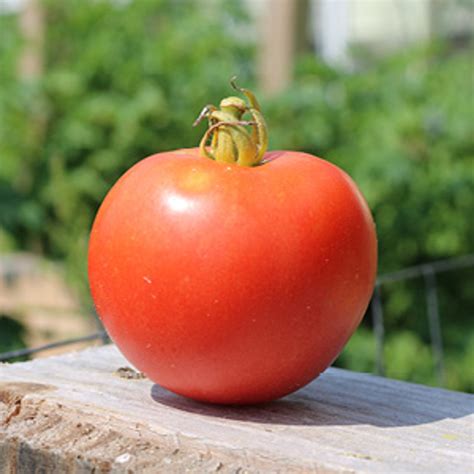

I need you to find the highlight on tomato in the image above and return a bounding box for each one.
[88,78,377,405]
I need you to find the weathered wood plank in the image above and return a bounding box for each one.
[0,345,473,473]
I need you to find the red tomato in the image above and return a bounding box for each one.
[88,148,377,404]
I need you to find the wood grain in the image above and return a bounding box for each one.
[0,345,473,473]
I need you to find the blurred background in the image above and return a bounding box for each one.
[0,0,472,391]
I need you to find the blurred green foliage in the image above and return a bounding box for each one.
[0,1,472,391]
[267,45,474,272]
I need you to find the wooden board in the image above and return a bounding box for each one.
[0,345,473,473]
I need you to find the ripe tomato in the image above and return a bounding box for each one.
[88,83,377,405]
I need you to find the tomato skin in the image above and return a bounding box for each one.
[88,149,377,404]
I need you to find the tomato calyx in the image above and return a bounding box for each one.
[193,77,268,167]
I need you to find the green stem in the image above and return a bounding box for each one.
[193,79,268,166]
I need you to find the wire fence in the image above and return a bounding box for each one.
[371,253,474,384]
[0,331,108,361]
[1,253,473,387]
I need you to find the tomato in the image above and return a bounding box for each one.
[88,83,377,405]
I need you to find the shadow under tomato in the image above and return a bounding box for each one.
[150,368,474,428]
